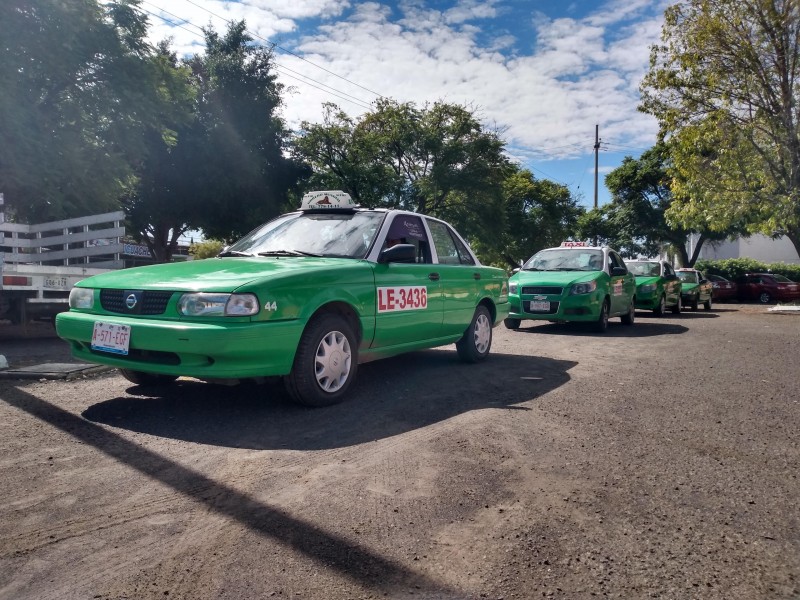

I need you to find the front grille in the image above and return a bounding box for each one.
[521,286,563,295]
[100,289,174,315]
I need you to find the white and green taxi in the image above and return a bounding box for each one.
[56,191,509,406]
[505,242,636,333]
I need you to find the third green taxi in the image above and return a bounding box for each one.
[676,268,713,310]
[505,242,636,333]
[626,259,682,316]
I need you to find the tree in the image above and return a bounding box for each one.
[0,0,165,221]
[294,99,512,254]
[640,0,800,256]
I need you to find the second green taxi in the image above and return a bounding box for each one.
[626,259,682,316]
[505,242,636,333]
[676,268,713,310]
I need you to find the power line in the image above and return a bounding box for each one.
[139,2,375,110]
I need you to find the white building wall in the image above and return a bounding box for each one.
[693,234,800,264]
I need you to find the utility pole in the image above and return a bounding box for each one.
[593,125,600,246]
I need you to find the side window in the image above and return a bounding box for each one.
[664,263,673,277]
[383,215,432,263]
[609,252,625,272]
[426,219,476,265]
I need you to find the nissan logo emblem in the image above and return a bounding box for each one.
[125,294,138,309]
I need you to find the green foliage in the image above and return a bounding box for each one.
[696,258,800,282]
[640,0,800,257]
[189,239,225,260]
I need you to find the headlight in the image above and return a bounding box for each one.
[570,280,597,295]
[178,293,259,317]
[509,281,518,295]
[69,287,94,309]
[640,283,657,293]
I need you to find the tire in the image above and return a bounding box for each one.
[671,298,682,314]
[758,292,772,304]
[704,296,712,310]
[457,306,493,363]
[653,295,666,317]
[504,318,521,330]
[594,299,610,333]
[119,369,178,386]
[284,314,358,407]
[621,298,635,325]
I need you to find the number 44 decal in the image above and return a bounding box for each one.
[264,301,278,311]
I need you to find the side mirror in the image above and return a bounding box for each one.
[379,243,416,264]
[611,266,627,276]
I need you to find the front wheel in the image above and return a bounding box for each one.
[284,314,358,407]
[457,306,492,363]
[691,298,699,311]
[758,292,772,304]
[119,369,178,386]
[594,299,610,333]
[504,318,521,330]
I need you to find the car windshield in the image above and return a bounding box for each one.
[627,261,660,277]
[522,248,604,272]
[223,211,386,259]
[677,271,699,283]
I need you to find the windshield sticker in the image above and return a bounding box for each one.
[378,286,428,312]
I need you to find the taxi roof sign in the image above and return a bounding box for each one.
[301,190,356,211]
[560,241,589,247]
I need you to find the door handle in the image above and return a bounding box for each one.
[473,273,481,280]
[428,273,440,281]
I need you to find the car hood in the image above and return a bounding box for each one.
[634,276,659,286]
[75,256,367,292]
[511,270,601,286]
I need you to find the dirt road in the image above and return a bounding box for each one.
[0,305,798,599]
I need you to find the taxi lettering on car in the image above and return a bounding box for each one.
[56,191,510,407]
[504,242,636,333]
[626,259,682,316]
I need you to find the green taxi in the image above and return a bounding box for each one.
[627,259,682,316]
[55,191,509,406]
[676,268,713,310]
[504,242,636,333]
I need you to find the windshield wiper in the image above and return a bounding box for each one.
[257,250,322,257]
[218,250,254,257]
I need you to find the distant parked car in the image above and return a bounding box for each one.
[676,268,713,310]
[626,259,682,316]
[735,273,800,304]
[706,274,737,302]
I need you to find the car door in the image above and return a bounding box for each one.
[424,218,485,337]
[608,251,634,315]
[662,262,680,306]
[371,214,444,348]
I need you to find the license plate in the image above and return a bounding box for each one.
[91,322,131,355]
[529,300,550,311]
[44,277,68,289]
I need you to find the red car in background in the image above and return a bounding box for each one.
[735,273,800,304]
[706,274,737,302]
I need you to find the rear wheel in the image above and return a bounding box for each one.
[457,306,493,363]
[119,369,178,386]
[653,295,666,317]
[594,299,610,333]
[504,318,521,330]
[758,291,772,304]
[621,298,635,325]
[284,314,358,407]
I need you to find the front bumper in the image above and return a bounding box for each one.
[55,311,304,379]
[508,292,603,322]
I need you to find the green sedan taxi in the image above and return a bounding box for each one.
[56,191,509,406]
[676,268,713,310]
[627,259,682,316]
[504,242,636,333]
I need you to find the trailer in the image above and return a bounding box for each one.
[0,198,125,324]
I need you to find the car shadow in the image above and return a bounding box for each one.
[81,350,576,450]
[511,319,689,337]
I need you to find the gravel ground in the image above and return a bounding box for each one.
[0,303,798,599]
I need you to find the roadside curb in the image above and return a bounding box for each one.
[0,363,113,381]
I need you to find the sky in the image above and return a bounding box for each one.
[139,0,670,208]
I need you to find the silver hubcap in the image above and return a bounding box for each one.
[474,313,491,353]
[314,330,351,392]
